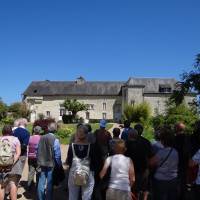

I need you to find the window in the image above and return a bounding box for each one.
[86,112,90,120]
[131,100,135,106]
[60,109,65,116]
[103,102,106,110]
[159,86,172,93]
[102,113,107,119]
[46,111,50,118]
[86,104,94,110]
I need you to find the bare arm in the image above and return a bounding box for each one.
[14,144,21,164]
[99,159,110,179]
[129,160,135,187]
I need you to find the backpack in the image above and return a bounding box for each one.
[0,137,14,167]
[28,135,41,160]
[71,143,91,186]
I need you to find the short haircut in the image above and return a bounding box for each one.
[124,120,131,128]
[18,118,28,127]
[134,124,144,136]
[13,119,20,127]
[128,128,138,140]
[2,125,13,136]
[48,122,57,133]
[159,126,175,147]
[77,125,88,135]
[113,128,121,138]
[114,139,126,154]
[85,124,92,133]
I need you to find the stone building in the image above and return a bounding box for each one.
[23,77,195,123]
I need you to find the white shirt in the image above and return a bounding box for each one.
[105,154,131,192]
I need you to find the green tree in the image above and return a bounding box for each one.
[63,99,88,119]
[0,98,7,121]
[170,53,200,106]
[152,102,199,132]
[123,102,151,125]
[9,102,30,119]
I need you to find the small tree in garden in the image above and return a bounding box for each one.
[63,99,88,120]
[123,102,151,126]
[9,102,30,119]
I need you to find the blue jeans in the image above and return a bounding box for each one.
[37,167,53,200]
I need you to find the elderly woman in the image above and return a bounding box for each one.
[0,125,21,200]
[150,126,179,200]
[66,125,97,200]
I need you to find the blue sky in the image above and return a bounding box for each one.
[0,0,200,104]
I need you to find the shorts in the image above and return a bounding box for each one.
[106,188,131,200]
[0,173,21,188]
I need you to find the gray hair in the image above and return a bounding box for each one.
[48,122,57,133]
[128,128,138,140]
[18,118,28,127]
[13,119,20,127]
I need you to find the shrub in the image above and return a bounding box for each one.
[123,102,151,126]
[33,118,55,134]
[56,127,73,139]
[62,115,73,124]
[1,116,14,125]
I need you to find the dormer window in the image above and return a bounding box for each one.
[159,85,172,93]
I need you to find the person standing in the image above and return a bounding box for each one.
[100,139,135,200]
[13,118,30,184]
[93,119,111,200]
[0,125,21,200]
[66,125,97,200]
[121,120,132,141]
[27,126,42,190]
[37,122,62,200]
[151,126,179,200]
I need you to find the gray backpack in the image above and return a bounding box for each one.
[71,143,91,186]
[0,137,14,167]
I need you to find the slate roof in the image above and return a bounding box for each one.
[23,78,177,97]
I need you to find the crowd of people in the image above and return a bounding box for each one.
[0,118,200,200]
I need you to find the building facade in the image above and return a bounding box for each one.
[23,77,195,123]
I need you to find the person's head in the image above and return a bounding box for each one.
[33,126,42,135]
[77,123,83,129]
[85,124,92,133]
[48,122,57,133]
[128,128,138,140]
[76,125,89,141]
[2,125,13,136]
[113,128,121,138]
[134,124,144,136]
[114,139,127,154]
[154,127,161,141]
[159,126,175,147]
[18,118,28,127]
[13,119,20,128]
[100,119,107,129]
[174,122,186,135]
[124,120,131,128]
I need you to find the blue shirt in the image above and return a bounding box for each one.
[13,127,30,156]
[121,128,132,141]
[50,133,62,166]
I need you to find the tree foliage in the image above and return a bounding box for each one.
[123,102,151,125]
[152,102,199,132]
[63,99,88,118]
[0,98,7,121]
[170,54,200,106]
[9,102,30,119]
